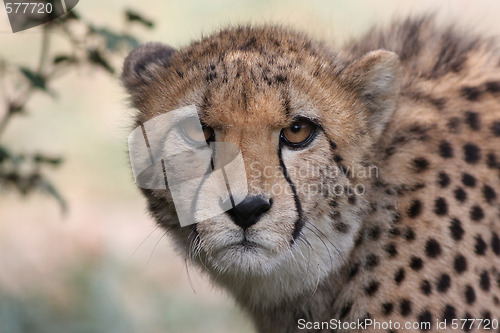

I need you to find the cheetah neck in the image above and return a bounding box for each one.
[239,185,399,332]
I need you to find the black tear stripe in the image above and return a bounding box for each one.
[278,144,304,242]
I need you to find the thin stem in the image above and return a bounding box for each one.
[0,27,51,140]
[0,107,11,138]
[38,26,50,73]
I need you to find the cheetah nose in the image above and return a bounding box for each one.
[225,195,273,230]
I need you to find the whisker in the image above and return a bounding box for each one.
[128,225,160,260]
[303,224,335,268]
[148,230,167,264]
[296,237,314,284]
[306,221,346,265]
[184,258,197,294]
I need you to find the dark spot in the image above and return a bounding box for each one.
[334,222,350,233]
[442,304,456,321]
[481,310,492,321]
[437,273,451,293]
[410,183,426,192]
[418,310,432,331]
[464,285,476,304]
[464,111,481,130]
[434,197,448,216]
[491,121,500,137]
[348,195,357,205]
[410,256,424,271]
[407,200,422,218]
[463,143,481,164]
[241,36,257,51]
[486,152,498,168]
[365,254,379,270]
[205,72,217,82]
[437,172,451,188]
[492,232,500,256]
[425,238,442,258]
[389,227,400,238]
[449,218,464,241]
[454,254,467,274]
[353,231,364,247]
[483,185,497,203]
[420,280,432,295]
[439,141,454,158]
[348,263,360,280]
[462,173,476,187]
[479,270,490,291]
[329,140,337,150]
[454,187,467,202]
[339,302,352,319]
[404,227,416,241]
[176,70,184,78]
[364,280,380,296]
[368,226,381,240]
[400,299,412,316]
[394,268,406,285]
[333,154,343,163]
[384,243,398,257]
[485,80,500,93]
[461,85,483,101]
[382,302,394,316]
[274,74,287,83]
[470,205,484,222]
[475,235,487,255]
[463,312,473,332]
[447,117,461,133]
[412,157,430,172]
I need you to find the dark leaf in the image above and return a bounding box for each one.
[19,67,47,91]
[38,177,68,213]
[8,103,24,114]
[87,49,115,74]
[91,27,140,51]
[120,34,140,49]
[125,10,154,29]
[53,55,76,64]
[33,154,63,166]
[0,145,11,163]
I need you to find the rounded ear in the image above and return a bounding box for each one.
[340,50,401,138]
[121,42,176,91]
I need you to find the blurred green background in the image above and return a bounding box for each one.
[1,1,500,332]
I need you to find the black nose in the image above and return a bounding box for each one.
[225,196,272,230]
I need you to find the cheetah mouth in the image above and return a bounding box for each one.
[208,236,280,259]
[215,239,268,253]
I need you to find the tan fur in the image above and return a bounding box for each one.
[123,17,500,332]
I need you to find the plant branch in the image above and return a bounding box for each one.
[0,27,51,140]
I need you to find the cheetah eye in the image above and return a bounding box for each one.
[280,118,317,148]
[181,118,215,144]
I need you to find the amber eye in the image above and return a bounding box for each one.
[280,118,316,147]
[181,118,215,144]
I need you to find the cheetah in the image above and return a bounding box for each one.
[122,16,500,332]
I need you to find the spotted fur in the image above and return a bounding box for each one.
[123,16,500,333]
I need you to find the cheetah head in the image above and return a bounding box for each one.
[122,27,400,307]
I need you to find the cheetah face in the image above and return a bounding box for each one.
[122,29,400,303]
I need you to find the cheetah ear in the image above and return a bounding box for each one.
[121,42,176,92]
[341,49,401,138]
